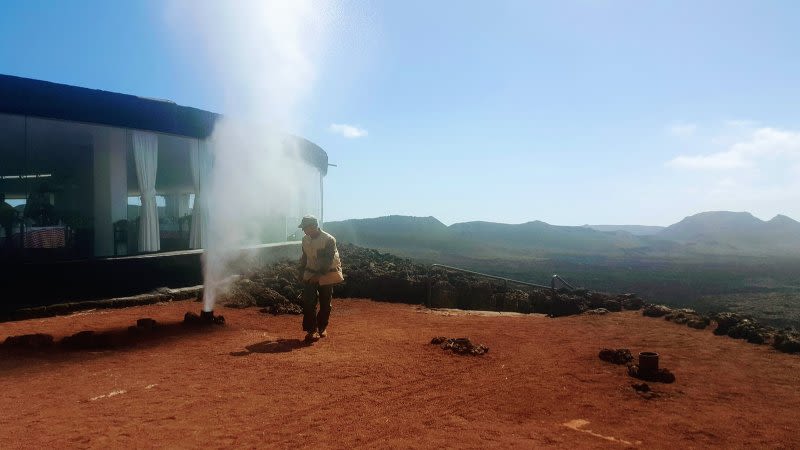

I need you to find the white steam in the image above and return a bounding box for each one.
[165,1,334,311]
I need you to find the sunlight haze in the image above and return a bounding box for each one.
[1,0,798,226]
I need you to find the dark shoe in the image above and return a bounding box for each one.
[304,332,318,343]
[318,329,328,338]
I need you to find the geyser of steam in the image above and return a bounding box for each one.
[166,0,334,312]
[200,125,318,312]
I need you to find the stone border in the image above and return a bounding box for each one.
[0,286,202,322]
[641,303,800,355]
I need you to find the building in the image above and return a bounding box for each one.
[0,74,328,308]
[0,74,328,260]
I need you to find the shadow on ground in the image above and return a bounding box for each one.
[0,319,225,368]
[230,339,311,356]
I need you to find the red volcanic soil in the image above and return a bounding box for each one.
[1,299,799,449]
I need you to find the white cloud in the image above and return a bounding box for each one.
[667,126,800,171]
[659,124,800,221]
[328,123,368,138]
[667,152,750,170]
[728,127,800,158]
[667,122,697,137]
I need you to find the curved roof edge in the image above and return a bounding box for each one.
[0,74,328,175]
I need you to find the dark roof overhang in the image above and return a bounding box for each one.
[0,74,327,175]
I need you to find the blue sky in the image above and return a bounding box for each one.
[2,1,799,226]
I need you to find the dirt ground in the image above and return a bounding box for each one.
[1,299,799,449]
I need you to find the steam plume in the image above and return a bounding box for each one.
[165,0,334,311]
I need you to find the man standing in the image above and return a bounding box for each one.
[297,215,344,342]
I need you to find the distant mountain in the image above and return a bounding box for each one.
[324,216,474,259]
[584,225,665,236]
[765,214,800,234]
[656,211,800,255]
[324,212,800,260]
[448,220,642,255]
[325,215,646,260]
[327,215,448,239]
[659,211,763,240]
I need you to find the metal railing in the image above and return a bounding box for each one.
[429,263,552,289]
[427,263,576,306]
[551,274,575,291]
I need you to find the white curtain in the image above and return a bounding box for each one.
[132,131,160,252]
[189,139,212,249]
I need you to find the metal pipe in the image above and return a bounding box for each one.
[429,263,556,290]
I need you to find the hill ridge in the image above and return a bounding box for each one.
[324,211,800,258]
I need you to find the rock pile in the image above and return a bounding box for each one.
[222,244,549,314]
[713,312,772,344]
[598,348,633,365]
[63,316,170,349]
[213,244,429,314]
[334,244,428,303]
[539,290,644,318]
[2,315,230,353]
[631,382,658,399]
[128,317,159,334]
[643,305,711,329]
[642,304,673,318]
[2,333,54,349]
[61,330,110,349]
[430,336,489,356]
[773,330,800,353]
[183,311,225,325]
[642,305,800,356]
[430,271,644,317]
[665,309,710,329]
[217,244,655,321]
[218,279,300,315]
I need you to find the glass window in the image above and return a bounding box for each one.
[24,117,94,258]
[127,134,195,253]
[0,114,26,253]
[127,195,141,221]
[157,135,193,251]
[0,116,94,259]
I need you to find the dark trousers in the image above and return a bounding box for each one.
[302,282,333,333]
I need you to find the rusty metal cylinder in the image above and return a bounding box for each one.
[638,351,659,372]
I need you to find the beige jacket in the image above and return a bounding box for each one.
[299,230,344,286]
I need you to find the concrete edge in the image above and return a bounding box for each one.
[0,285,204,323]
